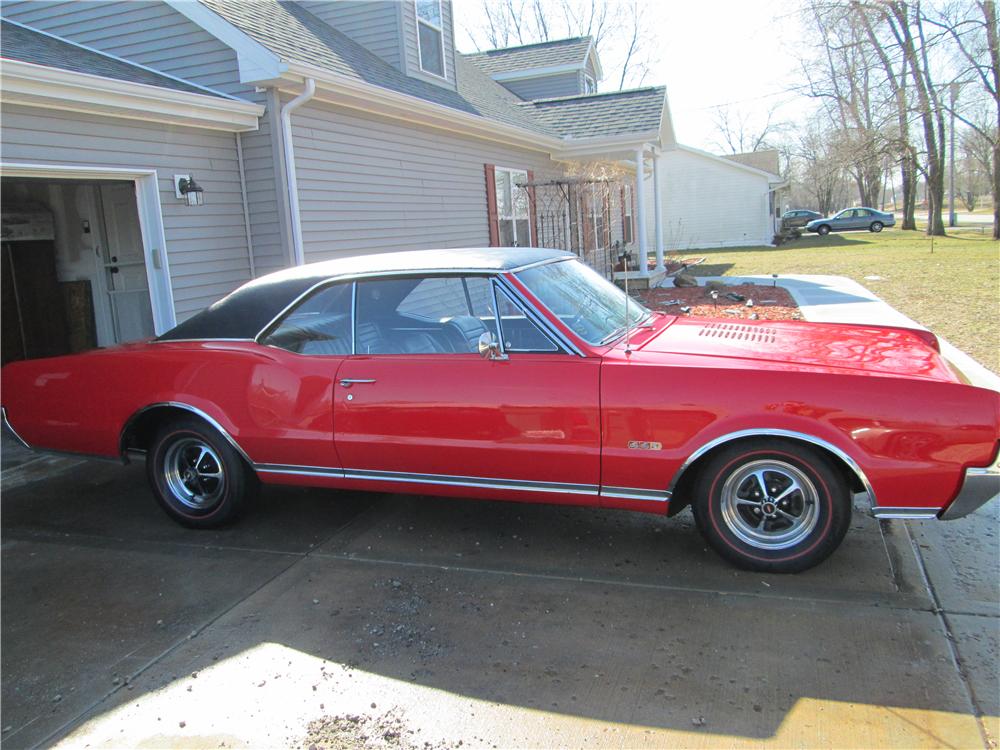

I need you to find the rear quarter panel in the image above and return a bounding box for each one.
[1,342,343,467]
[600,357,999,511]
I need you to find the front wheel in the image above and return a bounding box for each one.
[691,439,852,573]
[869,221,884,232]
[147,417,257,528]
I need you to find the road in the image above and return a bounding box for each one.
[1,443,997,748]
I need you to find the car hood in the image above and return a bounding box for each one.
[635,316,960,382]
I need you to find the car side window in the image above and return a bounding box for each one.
[260,282,352,355]
[356,275,498,355]
[495,286,559,352]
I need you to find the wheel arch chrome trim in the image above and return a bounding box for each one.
[666,428,878,509]
[1,406,31,449]
[119,401,254,466]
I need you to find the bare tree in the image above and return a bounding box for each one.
[924,0,999,238]
[802,1,889,210]
[711,104,785,154]
[792,114,854,213]
[461,0,658,90]
[854,1,919,228]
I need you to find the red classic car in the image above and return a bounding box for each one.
[3,248,998,572]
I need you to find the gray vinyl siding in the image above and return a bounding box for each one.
[401,0,457,90]
[0,103,254,320]
[288,98,565,261]
[1,0,255,100]
[501,72,583,101]
[585,58,599,87]
[298,0,404,70]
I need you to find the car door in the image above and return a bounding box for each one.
[333,274,602,500]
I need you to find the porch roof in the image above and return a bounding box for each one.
[525,87,667,140]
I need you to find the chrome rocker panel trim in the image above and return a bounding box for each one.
[255,463,671,502]
[870,507,938,520]
[938,453,1000,520]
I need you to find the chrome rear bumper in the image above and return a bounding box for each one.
[939,453,1000,520]
[1,406,31,449]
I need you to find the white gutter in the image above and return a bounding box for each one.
[280,78,316,266]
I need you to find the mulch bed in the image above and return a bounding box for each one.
[634,283,801,321]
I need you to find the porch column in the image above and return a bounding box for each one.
[652,151,665,272]
[634,147,650,277]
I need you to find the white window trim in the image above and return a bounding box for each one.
[584,74,597,94]
[414,0,447,80]
[495,166,533,247]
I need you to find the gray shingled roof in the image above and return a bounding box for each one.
[199,0,561,137]
[525,87,665,139]
[0,20,219,96]
[465,37,592,76]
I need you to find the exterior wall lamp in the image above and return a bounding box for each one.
[173,174,205,206]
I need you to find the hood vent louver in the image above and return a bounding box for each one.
[698,322,778,344]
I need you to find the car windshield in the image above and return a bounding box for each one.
[515,259,651,345]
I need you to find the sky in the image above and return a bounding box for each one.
[452,0,811,153]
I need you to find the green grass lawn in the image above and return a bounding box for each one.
[669,228,999,374]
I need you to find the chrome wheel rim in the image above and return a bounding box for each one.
[163,438,226,510]
[720,460,819,550]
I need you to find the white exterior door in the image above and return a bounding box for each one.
[99,183,155,342]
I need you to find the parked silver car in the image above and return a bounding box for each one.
[805,207,896,235]
[781,210,822,231]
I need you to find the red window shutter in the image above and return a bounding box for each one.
[526,169,538,246]
[484,164,500,246]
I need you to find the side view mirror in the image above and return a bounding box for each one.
[478,331,508,361]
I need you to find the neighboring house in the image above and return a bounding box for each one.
[0,0,769,363]
[647,146,785,251]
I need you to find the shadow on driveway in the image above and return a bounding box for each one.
[1,457,995,748]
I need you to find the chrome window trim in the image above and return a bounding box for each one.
[509,256,575,273]
[350,280,358,355]
[494,275,586,357]
[491,280,563,354]
[119,401,254,465]
[489,277,507,353]
[150,338,255,344]
[253,269,522,344]
[666,428,878,510]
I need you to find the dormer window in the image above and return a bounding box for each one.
[415,0,445,78]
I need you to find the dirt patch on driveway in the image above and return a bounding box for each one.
[303,708,456,750]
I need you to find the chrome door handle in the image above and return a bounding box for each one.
[339,378,376,388]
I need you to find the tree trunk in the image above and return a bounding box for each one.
[901,155,918,229]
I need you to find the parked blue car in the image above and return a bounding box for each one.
[805,207,896,235]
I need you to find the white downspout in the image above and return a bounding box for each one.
[235,132,255,278]
[280,78,316,266]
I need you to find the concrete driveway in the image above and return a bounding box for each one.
[2,445,997,749]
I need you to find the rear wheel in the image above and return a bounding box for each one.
[691,439,852,573]
[869,221,884,232]
[147,416,257,528]
[816,224,831,236]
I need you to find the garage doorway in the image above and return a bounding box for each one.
[2,177,156,364]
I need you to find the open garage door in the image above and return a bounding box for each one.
[2,177,155,364]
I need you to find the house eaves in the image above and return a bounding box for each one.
[489,63,587,82]
[672,143,781,181]
[0,58,264,132]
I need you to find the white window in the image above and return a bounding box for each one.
[584,74,597,94]
[495,167,532,246]
[415,0,445,78]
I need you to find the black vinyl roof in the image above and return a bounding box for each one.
[157,248,572,341]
